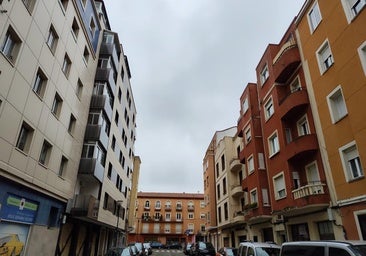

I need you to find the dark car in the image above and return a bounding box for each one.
[166,242,182,250]
[106,246,133,256]
[217,247,237,256]
[150,241,164,249]
[191,241,216,256]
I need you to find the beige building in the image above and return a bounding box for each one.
[128,192,205,246]
[0,0,138,255]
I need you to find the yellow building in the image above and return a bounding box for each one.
[128,192,205,245]
[295,0,366,239]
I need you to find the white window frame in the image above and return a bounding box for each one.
[250,188,258,204]
[273,172,286,200]
[341,0,366,23]
[46,25,58,53]
[264,97,274,120]
[268,131,280,157]
[307,1,322,33]
[327,85,348,123]
[290,76,301,93]
[1,26,21,63]
[317,39,334,74]
[297,115,310,136]
[165,213,171,221]
[260,64,269,85]
[242,96,249,114]
[244,125,252,143]
[33,68,47,98]
[358,41,366,76]
[62,54,71,77]
[339,141,364,182]
[247,155,254,174]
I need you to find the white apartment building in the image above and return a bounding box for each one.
[0,1,137,255]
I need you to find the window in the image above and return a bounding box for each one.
[340,141,364,181]
[32,68,47,98]
[264,97,274,120]
[223,177,227,195]
[83,46,89,64]
[224,202,228,220]
[76,79,83,99]
[218,206,222,223]
[155,200,161,209]
[342,0,366,22]
[317,40,334,74]
[221,154,225,171]
[89,18,96,38]
[327,86,348,123]
[118,88,122,102]
[188,213,194,219]
[242,96,249,114]
[111,136,116,150]
[1,26,22,63]
[290,76,301,92]
[39,140,52,166]
[22,0,36,13]
[217,184,221,199]
[358,41,366,76]
[16,122,34,153]
[51,93,63,118]
[68,114,76,134]
[59,156,68,176]
[305,162,322,193]
[250,188,258,204]
[245,126,251,143]
[247,155,254,174]
[107,163,112,179]
[268,131,280,156]
[62,54,71,77]
[144,200,150,209]
[273,173,286,199]
[71,18,79,39]
[58,0,68,12]
[165,213,171,221]
[115,111,119,125]
[308,1,322,32]
[297,115,310,136]
[46,25,58,53]
[260,64,269,85]
[176,213,182,221]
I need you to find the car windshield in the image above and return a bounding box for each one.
[121,248,131,256]
[351,245,366,256]
[135,243,142,250]
[255,247,280,256]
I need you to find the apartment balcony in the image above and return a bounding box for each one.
[84,124,109,150]
[232,211,245,223]
[165,205,172,211]
[292,182,327,200]
[187,205,194,212]
[70,194,99,219]
[272,39,301,84]
[78,158,105,183]
[90,94,113,120]
[231,184,243,197]
[243,204,272,224]
[144,206,150,211]
[279,89,309,120]
[100,42,120,68]
[285,134,319,162]
[230,158,243,173]
[155,206,161,211]
[176,205,182,211]
[95,67,116,93]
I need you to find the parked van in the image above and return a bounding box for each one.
[280,241,366,256]
[238,242,281,256]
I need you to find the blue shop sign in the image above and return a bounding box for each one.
[1,194,39,224]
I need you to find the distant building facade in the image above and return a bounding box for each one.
[128,192,205,246]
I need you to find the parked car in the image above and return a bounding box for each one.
[150,241,164,249]
[280,241,366,256]
[183,243,192,255]
[238,242,280,256]
[166,242,182,249]
[191,241,216,256]
[217,247,237,256]
[129,242,145,255]
[129,244,140,256]
[143,242,152,255]
[105,246,133,256]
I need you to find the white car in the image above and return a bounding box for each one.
[238,242,281,256]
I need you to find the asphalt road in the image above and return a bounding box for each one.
[151,249,185,255]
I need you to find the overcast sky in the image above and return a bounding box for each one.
[104,1,304,193]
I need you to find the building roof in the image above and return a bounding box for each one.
[137,192,204,199]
